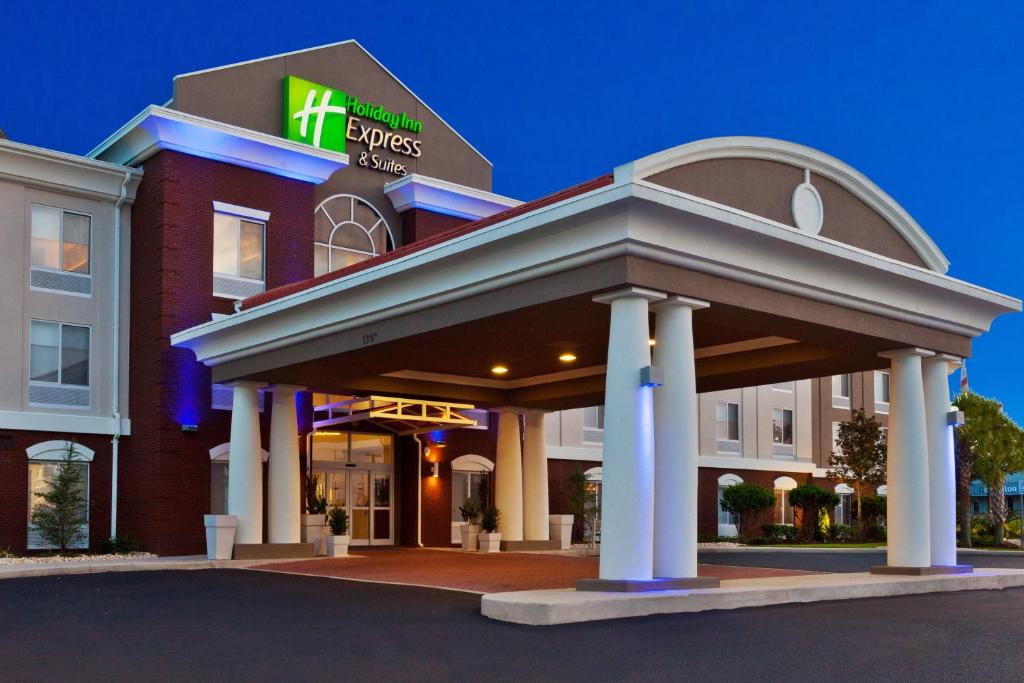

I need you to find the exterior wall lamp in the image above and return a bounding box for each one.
[431,462,440,478]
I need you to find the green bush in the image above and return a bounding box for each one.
[721,483,775,540]
[828,525,854,543]
[480,505,501,533]
[101,536,139,554]
[867,524,887,542]
[788,484,840,543]
[761,524,797,543]
[327,507,349,536]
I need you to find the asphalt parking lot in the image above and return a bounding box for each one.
[3,565,1024,682]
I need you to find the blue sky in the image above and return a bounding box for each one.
[3,1,1022,419]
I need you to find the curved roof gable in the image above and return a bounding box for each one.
[622,136,949,274]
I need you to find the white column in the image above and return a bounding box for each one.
[652,296,708,579]
[267,384,304,544]
[923,355,959,567]
[880,348,933,568]
[594,287,666,581]
[522,410,550,541]
[494,409,524,542]
[227,381,265,545]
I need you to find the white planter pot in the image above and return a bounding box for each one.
[460,524,480,551]
[204,514,237,560]
[326,534,350,557]
[549,514,575,550]
[302,514,327,556]
[478,532,502,553]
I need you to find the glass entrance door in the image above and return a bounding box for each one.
[372,472,393,544]
[349,470,370,545]
[311,431,394,547]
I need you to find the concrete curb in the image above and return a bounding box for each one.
[0,556,285,581]
[481,568,1024,625]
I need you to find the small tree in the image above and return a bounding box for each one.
[31,441,88,553]
[304,472,327,515]
[827,409,886,540]
[720,483,775,541]
[788,484,840,543]
[480,505,501,534]
[956,392,1024,546]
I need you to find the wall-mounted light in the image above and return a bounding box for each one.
[648,338,656,347]
[431,462,440,478]
[181,424,199,433]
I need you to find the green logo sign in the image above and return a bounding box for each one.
[284,76,348,153]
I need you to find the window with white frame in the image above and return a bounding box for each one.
[716,401,740,453]
[582,406,604,444]
[772,408,794,446]
[717,474,743,536]
[834,484,854,526]
[30,204,92,295]
[314,194,392,277]
[832,373,851,408]
[213,206,266,299]
[875,371,891,413]
[29,320,90,408]
[27,441,92,549]
[774,476,797,525]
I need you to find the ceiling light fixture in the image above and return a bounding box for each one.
[558,353,577,362]
[491,365,509,375]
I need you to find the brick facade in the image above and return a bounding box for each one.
[123,150,315,555]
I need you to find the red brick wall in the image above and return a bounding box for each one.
[400,209,469,245]
[398,421,497,547]
[0,431,113,554]
[697,467,816,537]
[124,150,315,555]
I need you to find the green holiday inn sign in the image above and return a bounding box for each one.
[283,75,424,156]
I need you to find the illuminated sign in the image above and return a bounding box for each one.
[283,75,423,176]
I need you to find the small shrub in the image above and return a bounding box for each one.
[867,524,887,542]
[0,547,16,559]
[971,515,994,545]
[828,525,854,543]
[458,498,480,525]
[327,507,349,536]
[761,524,797,543]
[101,536,139,554]
[721,483,775,540]
[480,505,501,533]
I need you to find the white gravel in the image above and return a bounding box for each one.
[0,551,156,566]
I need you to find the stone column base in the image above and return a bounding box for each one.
[869,564,973,576]
[577,576,721,592]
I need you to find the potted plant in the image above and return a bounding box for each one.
[302,473,328,555]
[325,507,350,557]
[458,497,481,551]
[478,505,502,552]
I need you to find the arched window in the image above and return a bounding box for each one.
[773,476,798,525]
[27,440,93,550]
[834,483,854,526]
[314,194,394,276]
[208,443,269,515]
[450,455,493,543]
[717,473,743,537]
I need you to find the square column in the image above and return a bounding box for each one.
[876,349,933,571]
[522,410,550,542]
[591,287,664,583]
[922,355,967,570]
[652,296,711,582]
[494,408,524,542]
[267,385,305,544]
[227,381,266,545]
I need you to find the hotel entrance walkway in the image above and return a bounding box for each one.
[253,548,818,593]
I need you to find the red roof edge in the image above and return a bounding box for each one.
[240,173,615,311]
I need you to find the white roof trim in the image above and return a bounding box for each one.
[87,105,349,184]
[450,453,493,472]
[172,39,491,166]
[617,136,950,274]
[384,173,520,220]
[27,440,95,462]
[209,442,270,462]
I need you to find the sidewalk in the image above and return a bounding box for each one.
[0,555,287,581]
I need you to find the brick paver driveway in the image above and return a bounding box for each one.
[255,547,819,592]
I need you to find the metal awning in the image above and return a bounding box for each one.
[312,395,477,435]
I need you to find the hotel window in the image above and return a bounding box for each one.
[875,371,891,414]
[772,408,794,445]
[213,205,266,299]
[27,442,91,549]
[774,476,797,525]
[314,194,392,277]
[30,204,92,295]
[834,486,853,526]
[582,406,604,444]
[29,321,90,408]
[832,373,851,408]
[716,401,740,453]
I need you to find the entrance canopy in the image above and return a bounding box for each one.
[312,395,477,434]
[172,137,1019,409]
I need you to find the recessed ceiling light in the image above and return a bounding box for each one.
[491,365,509,375]
[558,353,577,362]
